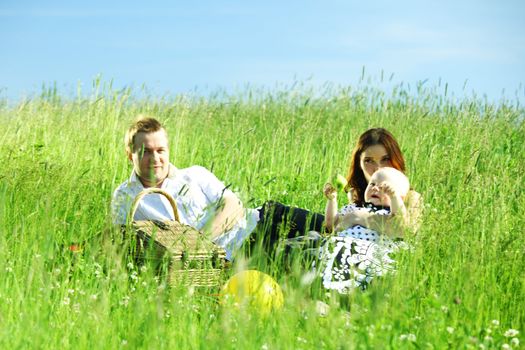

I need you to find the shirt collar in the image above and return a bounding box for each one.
[128,163,178,187]
[363,202,390,212]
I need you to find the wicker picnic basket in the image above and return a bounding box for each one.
[128,188,227,287]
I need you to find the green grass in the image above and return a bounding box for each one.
[0,81,523,349]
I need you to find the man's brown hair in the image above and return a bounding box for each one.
[125,116,165,156]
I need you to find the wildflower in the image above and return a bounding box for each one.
[5,267,13,273]
[127,262,134,269]
[504,329,519,338]
[484,336,493,342]
[297,337,307,344]
[90,294,98,300]
[120,296,130,307]
[121,340,128,346]
[73,303,80,313]
[68,289,75,294]
[63,296,70,305]
[491,320,500,327]
[400,334,416,342]
[511,338,519,347]
[446,327,455,334]
[501,344,510,350]
[441,305,449,313]
[261,344,269,350]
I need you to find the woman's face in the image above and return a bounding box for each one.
[359,144,393,181]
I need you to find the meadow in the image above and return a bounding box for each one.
[0,80,523,349]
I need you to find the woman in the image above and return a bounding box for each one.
[318,128,423,292]
[339,128,422,238]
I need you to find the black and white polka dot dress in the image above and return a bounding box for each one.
[319,203,406,294]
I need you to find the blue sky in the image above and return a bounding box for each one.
[1,0,524,103]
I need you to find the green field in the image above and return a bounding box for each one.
[0,81,523,349]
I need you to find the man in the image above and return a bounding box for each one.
[111,116,260,260]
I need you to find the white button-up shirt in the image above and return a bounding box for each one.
[111,164,260,260]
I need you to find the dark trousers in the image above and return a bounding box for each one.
[249,201,325,254]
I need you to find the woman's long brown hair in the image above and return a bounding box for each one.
[344,128,406,205]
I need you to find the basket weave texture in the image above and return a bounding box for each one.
[129,188,227,287]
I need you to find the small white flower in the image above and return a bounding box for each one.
[491,320,500,327]
[511,338,519,347]
[504,329,519,338]
[261,344,268,350]
[63,296,70,305]
[478,344,485,350]
[5,267,13,273]
[484,336,493,342]
[73,303,80,313]
[296,336,307,344]
[407,334,417,342]
[90,294,98,300]
[121,339,128,346]
[501,344,511,350]
[120,296,130,307]
[127,262,134,269]
[446,327,455,334]
[399,334,408,341]
[68,289,75,294]
[441,305,449,313]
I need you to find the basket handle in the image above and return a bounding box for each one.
[130,188,180,222]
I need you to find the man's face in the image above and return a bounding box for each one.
[129,130,170,187]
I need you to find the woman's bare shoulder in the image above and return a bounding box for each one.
[406,190,423,208]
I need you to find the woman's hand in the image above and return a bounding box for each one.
[323,183,337,200]
[335,209,372,231]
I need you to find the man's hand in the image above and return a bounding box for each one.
[206,191,245,239]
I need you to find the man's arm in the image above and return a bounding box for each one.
[205,190,246,239]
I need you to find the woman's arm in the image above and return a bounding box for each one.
[336,190,423,238]
[323,183,339,233]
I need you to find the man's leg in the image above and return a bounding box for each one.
[251,201,325,252]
